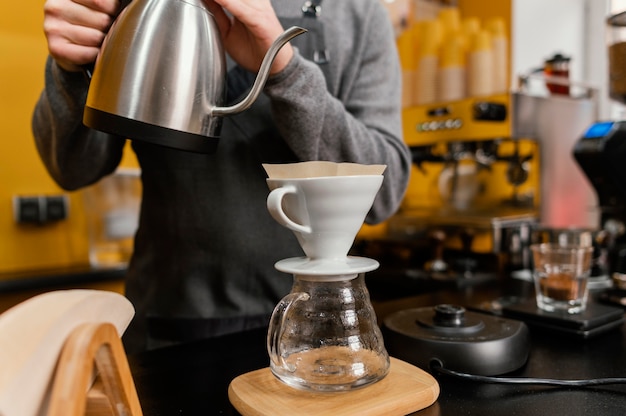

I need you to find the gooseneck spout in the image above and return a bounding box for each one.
[211,26,307,117]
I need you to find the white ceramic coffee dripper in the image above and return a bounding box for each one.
[265,161,386,272]
[263,161,390,392]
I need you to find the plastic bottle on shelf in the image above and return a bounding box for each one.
[462,17,481,39]
[486,17,509,94]
[437,34,466,102]
[415,19,442,105]
[438,7,461,41]
[467,30,495,97]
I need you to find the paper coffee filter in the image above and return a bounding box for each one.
[263,161,386,178]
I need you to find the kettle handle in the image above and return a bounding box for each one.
[211,26,307,116]
[267,291,310,372]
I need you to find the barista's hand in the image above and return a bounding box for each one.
[43,0,121,72]
[208,0,294,75]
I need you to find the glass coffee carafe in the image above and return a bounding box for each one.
[267,272,389,392]
[263,162,390,392]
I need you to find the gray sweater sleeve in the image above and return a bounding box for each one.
[32,58,125,190]
[264,1,411,224]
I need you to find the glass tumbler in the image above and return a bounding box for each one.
[530,243,593,314]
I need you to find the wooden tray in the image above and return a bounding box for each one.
[228,357,439,416]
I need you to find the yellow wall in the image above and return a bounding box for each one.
[1,2,70,274]
[0,3,135,276]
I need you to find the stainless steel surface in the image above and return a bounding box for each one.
[510,89,599,229]
[85,0,305,150]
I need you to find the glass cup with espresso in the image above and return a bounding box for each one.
[530,243,593,314]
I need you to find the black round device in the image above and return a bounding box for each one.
[383,304,530,376]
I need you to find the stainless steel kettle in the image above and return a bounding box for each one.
[83,0,306,153]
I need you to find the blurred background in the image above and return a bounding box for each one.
[0,0,620,302]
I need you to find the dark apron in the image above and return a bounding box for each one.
[142,0,331,347]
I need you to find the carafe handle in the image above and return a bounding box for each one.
[266,186,312,234]
[267,291,310,372]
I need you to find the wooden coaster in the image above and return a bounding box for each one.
[228,357,439,416]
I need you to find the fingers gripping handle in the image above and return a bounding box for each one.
[266,186,311,234]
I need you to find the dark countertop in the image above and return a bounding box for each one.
[0,265,126,292]
[127,280,626,416]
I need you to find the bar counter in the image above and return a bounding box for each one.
[127,281,626,415]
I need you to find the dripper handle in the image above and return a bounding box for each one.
[267,291,310,372]
[267,185,312,234]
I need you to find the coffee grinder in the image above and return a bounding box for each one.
[573,121,626,283]
[572,9,626,286]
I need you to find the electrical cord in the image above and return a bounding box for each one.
[431,362,626,387]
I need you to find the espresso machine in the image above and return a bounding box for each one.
[353,77,603,300]
[352,92,542,299]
